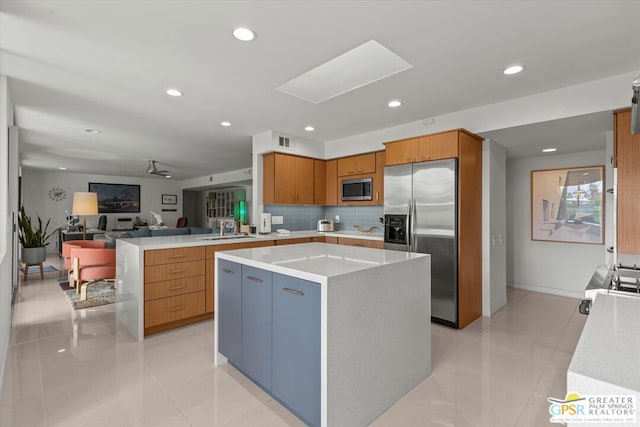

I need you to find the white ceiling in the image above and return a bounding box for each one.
[1,1,639,179]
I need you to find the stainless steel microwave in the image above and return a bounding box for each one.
[342,177,373,201]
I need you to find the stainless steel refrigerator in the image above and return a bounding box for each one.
[384,159,458,327]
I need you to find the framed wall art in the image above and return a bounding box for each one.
[88,182,141,213]
[162,194,177,205]
[531,166,604,244]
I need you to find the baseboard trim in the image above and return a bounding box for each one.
[508,283,584,299]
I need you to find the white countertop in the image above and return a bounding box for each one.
[568,293,640,393]
[118,229,383,250]
[215,242,426,283]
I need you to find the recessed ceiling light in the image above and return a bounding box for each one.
[233,27,256,41]
[57,348,66,353]
[165,175,171,179]
[388,100,402,108]
[165,88,183,97]
[542,148,557,153]
[84,129,101,134]
[304,126,315,132]
[503,65,524,75]
[221,121,231,127]
[58,167,67,170]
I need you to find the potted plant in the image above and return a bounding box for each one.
[18,207,56,265]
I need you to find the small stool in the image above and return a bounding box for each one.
[23,262,44,281]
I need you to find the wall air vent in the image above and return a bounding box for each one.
[277,136,295,149]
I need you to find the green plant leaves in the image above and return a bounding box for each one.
[18,207,56,248]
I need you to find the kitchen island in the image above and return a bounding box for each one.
[214,242,431,427]
[116,230,383,340]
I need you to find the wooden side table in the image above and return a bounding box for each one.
[23,262,44,281]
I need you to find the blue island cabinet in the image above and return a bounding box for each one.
[217,259,242,367]
[272,273,321,427]
[241,265,273,391]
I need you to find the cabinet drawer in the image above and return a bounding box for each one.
[145,247,206,266]
[144,260,206,283]
[276,237,313,245]
[337,237,383,248]
[144,276,205,301]
[144,291,206,328]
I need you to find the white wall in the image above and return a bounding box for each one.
[21,169,183,251]
[324,71,638,158]
[482,139,507,315]
[0,74,18,401]
[507,149,608,298]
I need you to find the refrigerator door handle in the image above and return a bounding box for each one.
[406,199,411,252]
[411,200,417,252]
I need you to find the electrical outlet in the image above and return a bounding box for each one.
[335,215,340,223]
[271,215,284,225]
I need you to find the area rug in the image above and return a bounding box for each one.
[58,280,115,310]
[20,265,58,274]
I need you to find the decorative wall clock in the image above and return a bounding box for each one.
[48,187,67,201]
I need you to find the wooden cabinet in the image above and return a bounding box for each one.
[143,247,207,334]
[314,160,326,205]
[276,237,313,245]
[373,151,385,204]
[325,160,338,205]
[385,130,460,166]
[337,237,384,249]
[337,152,376,176]
[263,152,315,205]
[614,109,640,254]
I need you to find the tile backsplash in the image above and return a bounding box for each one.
[263,205,383,233]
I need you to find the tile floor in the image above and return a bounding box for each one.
[0,254,586,426]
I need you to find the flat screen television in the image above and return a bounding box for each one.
[88,182,141,213]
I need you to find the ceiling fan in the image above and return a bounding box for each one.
[146,160,171,178]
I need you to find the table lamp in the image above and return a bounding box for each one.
[72,192,98,240]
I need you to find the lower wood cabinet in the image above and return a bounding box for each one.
[218,261,321,427]
[337,237,384,249]
[276,237,313,245]
[144,291,205,328]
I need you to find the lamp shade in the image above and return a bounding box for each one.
[72,192,98,216]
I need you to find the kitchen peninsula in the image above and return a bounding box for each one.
[214,243,431,427]
[115,231,384,340]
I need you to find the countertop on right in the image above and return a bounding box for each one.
[568,293,640,395]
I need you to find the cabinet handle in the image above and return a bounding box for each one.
[168,254,187,259]
[169,306,184,312]
[246,276,263,283]
[169,269,186,274]
[222,268,234,274]
[376,192,379,201]
[169,285,186,291]
[282,287,304,296]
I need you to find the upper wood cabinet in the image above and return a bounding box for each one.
[385,130,460,166]
[314,160,326,205]
[337,153,376,176]
[338,150,384,206]
[325,160,338,205]
[613,109,640,254]
[263,153,315,205]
